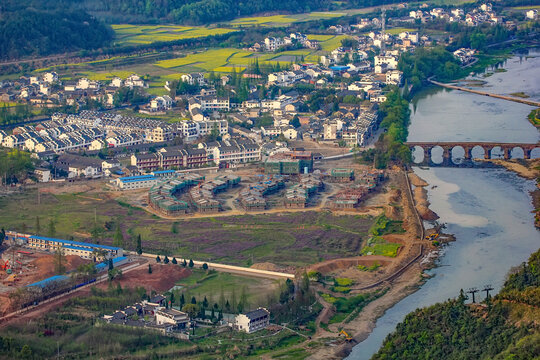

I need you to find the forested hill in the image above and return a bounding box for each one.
[0,9,113,60]
[373,248,540,360]
[2,0,408,25]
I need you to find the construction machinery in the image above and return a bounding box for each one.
[425,233,440,241]
[1,260,9,271]
[339,330,353,342]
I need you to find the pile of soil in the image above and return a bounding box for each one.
[101,264,191,293]
[250,262,283,272]
[413,187,439,221]
[26,255,89,283]
[408,173,428,187]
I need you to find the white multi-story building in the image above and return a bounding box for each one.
[181,73,205,86]
[200,96,230,111]
[264,37,285,51]
[235,308,270,333]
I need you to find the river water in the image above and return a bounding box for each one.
[348,49,540,360]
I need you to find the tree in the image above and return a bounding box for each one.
[180,293,185,308]
[19,344,32,360]
[108,258,114,270]
[191,296,197,304]
[108,268,122,281]
[164,256,170,264]
[202,263,208,270]
[170,291,175,306]
[189,259,194,268]
[47,219,56,237]
[156,255,161,263]
[182,259,187,267]
[148,264,152,274]
[113,225,124,247]
[54,248,66,275]
[35,216,40,234]
[291,115,301,128]
[136,234,142,255]
[172,257,177,264]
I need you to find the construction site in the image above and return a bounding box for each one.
[140,152,386,219]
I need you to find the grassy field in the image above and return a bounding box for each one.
[385,27,417,35]
[174,269,281,309]
[0,186,376,267]
[112,24,237,46]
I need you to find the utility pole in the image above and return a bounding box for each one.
[467,287,479,303]
[483,284,494,299]
[381,7,386,54]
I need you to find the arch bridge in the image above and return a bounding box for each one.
[405,142,540,167]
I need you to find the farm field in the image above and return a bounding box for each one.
[0,184,376,267]
[112,24,237,46]
[385,27,417,35]
[228,7,378,27]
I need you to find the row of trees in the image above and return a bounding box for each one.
[359,89,411,168]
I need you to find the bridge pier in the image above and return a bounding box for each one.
[524,149,531,160]
[441,147,452,166]
[464,147,472,161]
[504,147,512,160]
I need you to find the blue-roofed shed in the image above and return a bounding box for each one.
[27,275,69,288]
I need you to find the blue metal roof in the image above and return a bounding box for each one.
[120,177,156,183]
[118,174,156,182]
[29,235,121,251]
[95,256,128,272]
[27,275,69,288]
[330,65,349,71]
[153,170,175,174]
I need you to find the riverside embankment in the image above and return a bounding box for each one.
[347,48,540,360]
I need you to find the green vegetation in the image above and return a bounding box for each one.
[0,7,112,59]
[174,269,280,311]
[374,248,540,359]
[358,262,381,271]
[0,148,34,185]
[528,108,540,127]
[112,24,237,46]
[325,290,385,324]
[359,89,412,169]
[361,238,401,257]
[369,214,405,236]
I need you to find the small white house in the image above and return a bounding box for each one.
[235,308,270,333]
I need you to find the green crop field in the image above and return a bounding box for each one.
[386,27,417,35]
[112,24,237,46]
[307,34,334,41]
[228,8,373,27]
[155,48,243,71]
[319,35,351,51]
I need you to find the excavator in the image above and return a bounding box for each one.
[339,330,353,342]
[424,233,439,241]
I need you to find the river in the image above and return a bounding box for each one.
[347,49,540,360]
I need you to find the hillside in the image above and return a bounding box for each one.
[373,248,540,360]
[3,0,407,25]
[0,9,113,60]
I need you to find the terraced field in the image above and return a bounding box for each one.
[112,24,237,46]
